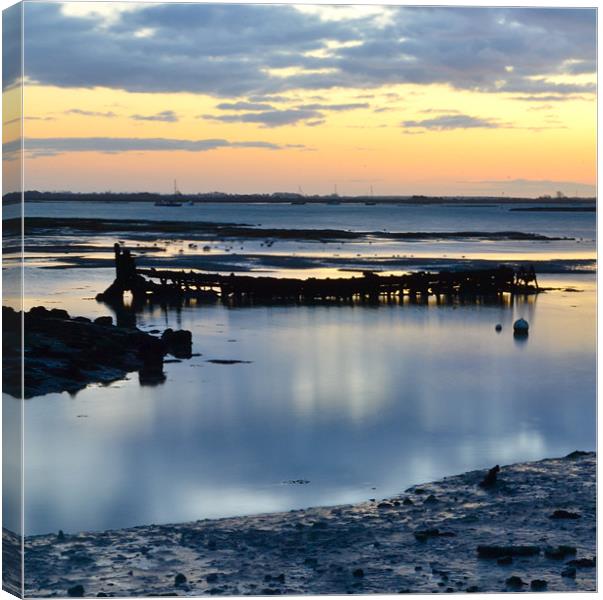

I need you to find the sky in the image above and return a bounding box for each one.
[2,2,597,197]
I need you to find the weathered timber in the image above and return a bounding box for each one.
[96,243,540,305]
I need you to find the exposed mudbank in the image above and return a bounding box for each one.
[30,251,596,275]
[8,217,574,242]
[2,306,192,398]
[14,452,595,596]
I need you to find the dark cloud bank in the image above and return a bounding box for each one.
[10,4,595,100]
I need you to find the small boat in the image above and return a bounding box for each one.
[155,179,183,207]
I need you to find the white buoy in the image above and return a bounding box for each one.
[513,318,529,335]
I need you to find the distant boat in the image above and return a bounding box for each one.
[155,180,183,207]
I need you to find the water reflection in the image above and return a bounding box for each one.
[22,276,595,535]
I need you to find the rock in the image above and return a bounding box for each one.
[530,579,547,591]
[403,498,414,506]
[513,318,529,335]
[477,545,540,558]
[138,337,165,374]
[73,317,92,323]
[544,545,576,559]
[94,316,113,326]
[478,465,500,488]
[496,556,512,565]
[97,593,107,597]
[57,530,65,542]
[49,308,70,319]
[561,566,576,579]
[567,557,596,568]
[495,324,502,332]
[505,576,526,590]
[206,574,219,584]
[414,529,455,542]
[274,574,285,583]
[262,588,280,595]
[423,494,439,504]
[161,329,193,359]
[550,509,581,519]
[565,450,590,459]
[68,584,85,597]
[207,540,217,551]
[352,568,364,578]
[303,557,318,568]
[377,502,393,509]
[29,306,51,318]
[174,573,187,586]
[466,586,478,593]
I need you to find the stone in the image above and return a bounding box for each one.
[550,509,581,519]
[567,557,596,568]
[478,465,500,488]
[68,584,85,597]
[561,566,576,578]
[505,576,526,590]
[530,579,547,591]
[206,574,219,584]
[496,556,512,565]
[161,329,193,359]
[544,545,576,559]
[174,573,187,586]
[477,545,540,558]
[94,316,113,326]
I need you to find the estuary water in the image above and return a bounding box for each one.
[3,201,596,535]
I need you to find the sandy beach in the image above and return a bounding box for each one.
[10,451,595,597]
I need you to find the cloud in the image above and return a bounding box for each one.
[6,137,306,158]
[216,101,275,111]
[66,109,117,118]
[12,4,595,99]
[130,110,178,122]
[202,108,322,127]
[511,94,588,102]
[296,102,369,111]
[402,114,504,131]
[4,116,56,125]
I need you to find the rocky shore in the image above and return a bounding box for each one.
[2,306,193,398]
[11,451,595,596]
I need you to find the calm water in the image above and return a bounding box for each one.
[3,202,597,535]
[13,200,597,239]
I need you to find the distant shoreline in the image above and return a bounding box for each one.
[12,451,596,597]
[2,191,597,206]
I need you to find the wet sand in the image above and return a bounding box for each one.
[14,451,595,597]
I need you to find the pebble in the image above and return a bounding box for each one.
[561,566,577,578]
[68,584,85,597]
[550,509,581,519]
[530,579,547,591]
[505,576,526,589]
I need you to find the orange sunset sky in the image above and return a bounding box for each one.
[3,2,597,197]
